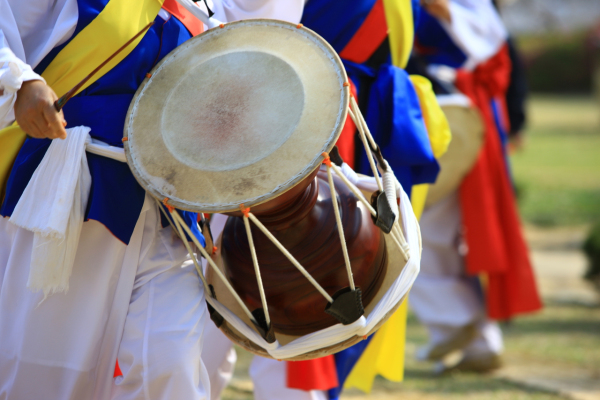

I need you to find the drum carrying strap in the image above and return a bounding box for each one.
[0,0,167,200]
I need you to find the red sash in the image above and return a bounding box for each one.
[456,44,542,320]
[162,0,204,36]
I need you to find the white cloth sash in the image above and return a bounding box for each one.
[9,126,126,297]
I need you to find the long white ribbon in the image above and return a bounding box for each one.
[9,126,126,298]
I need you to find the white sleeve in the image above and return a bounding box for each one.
[0,0,77,128]
[0,32,43,129]
[218,0,304,23]
[440,0,508,70]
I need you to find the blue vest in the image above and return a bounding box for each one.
[414,10,467,68]
[1,0,204,246]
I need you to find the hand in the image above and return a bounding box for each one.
[421,0,452,23]
[14,80,67,139]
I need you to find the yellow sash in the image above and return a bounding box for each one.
[408,75,452,217]
[382,0,414,69]
[0,0,165,200]
[345,2,453,392]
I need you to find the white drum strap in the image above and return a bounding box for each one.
[348,103,383,193]
[164,204,259,326]
[348,98,410,261]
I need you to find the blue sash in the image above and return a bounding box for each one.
[1,0,204,246]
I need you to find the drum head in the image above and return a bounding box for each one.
[124,20,349,213]
[426,101,484,207]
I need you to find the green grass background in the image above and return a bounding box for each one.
[511,96,600,226]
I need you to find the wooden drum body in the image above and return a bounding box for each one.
[123,19,421,361]
[221,170,387,336]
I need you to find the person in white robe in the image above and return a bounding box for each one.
[408,0,508,374]
[0,1,303,399]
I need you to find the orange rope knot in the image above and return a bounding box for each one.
[296,23,303,29]
[239,204,251,218]
[212,246,218,255]
[145,73,152,78]
[162,197,175,213]
[121,137,129,142]
[343,82,350,87]
[219,23,225,28]
[321,152,332,167]
[363,335,368,340]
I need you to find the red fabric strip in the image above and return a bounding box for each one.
[456,44,542,320]
[339,0,388,63]
[114,359,122,378]
[287,355,339,391]
[162,0,204,37]
[336,79,358,168]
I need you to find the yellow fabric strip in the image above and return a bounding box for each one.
[345,1,414,392]
[410,184,428,219]
[0,0,165,200]
[410,75,452,159]
[409,75,452,217]
[345,33,454,395]
[382,0,414,69]
[344,299,409,392]
[43,0,164,99]
[0,126,27,202]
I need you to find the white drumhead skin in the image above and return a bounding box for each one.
[124,20,349,213]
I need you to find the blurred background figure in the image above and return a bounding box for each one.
[407,0,542,374]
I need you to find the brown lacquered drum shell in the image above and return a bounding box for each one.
[221,170,387,335]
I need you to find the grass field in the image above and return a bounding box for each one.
[510,96,600,226]
[225,301,600,400]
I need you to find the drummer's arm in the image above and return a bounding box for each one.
[0,2,70,138]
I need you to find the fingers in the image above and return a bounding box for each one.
[15,80,68,140]
[42,104,67,139]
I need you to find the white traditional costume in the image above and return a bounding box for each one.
[409,0,540,370]
[0,1,303,399]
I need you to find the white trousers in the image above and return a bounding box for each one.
[409,191,503,356]
[0,195,210,400]
[201,321,237,400]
